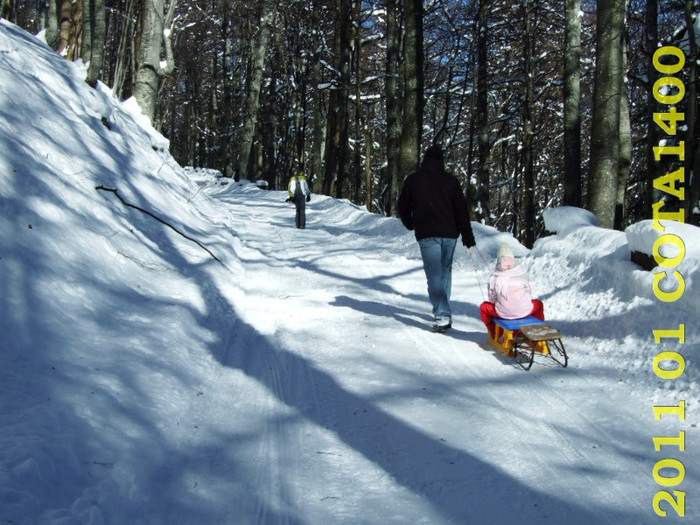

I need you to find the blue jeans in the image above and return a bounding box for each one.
[418,237,457,325]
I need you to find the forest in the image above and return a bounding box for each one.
[2,0,698,246]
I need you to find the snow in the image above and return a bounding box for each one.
[627,220,700,262]
[542,206,598,235]
[1,19,699,524]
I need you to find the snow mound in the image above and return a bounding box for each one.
[626,219,700,261]
[542,206,598,235]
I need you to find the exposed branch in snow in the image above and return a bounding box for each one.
[96,185,221,264]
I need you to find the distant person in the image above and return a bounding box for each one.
[479,243,544,335]
[398,144,476,333]
[287,171,311,229]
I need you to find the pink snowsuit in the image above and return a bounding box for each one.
[479,248,544,331]
[488,265,535,319]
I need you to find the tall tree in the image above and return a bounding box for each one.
[53,0,78,58]
[133,0,176,124]
[323,0,352,197]
[1,0,11,20]
[684,0,698,225]
[111,0,138,100]
[563,0,582,207]
[615,40,631,229]
[235,1,274,179]
[83,0,106,87]
[589,0,626,228]
[385,0,401,216]
[473,0,491,223]
[398,0,424,180]
[644,0,659,219]
[521,0,536,247]
[351,0,370,206]
[308,0,326,193]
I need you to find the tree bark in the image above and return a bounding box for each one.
[45,0,59,50]
[385,0,401,216]
[55,0,77,58]
[398,0,424,180]
[322,0,352,197]
[1,0,12,21]
[615,40,631,229]
[563,0,582,207]
[133,0,176,124]
[521,0,536,248]
[684,0,698,225]
[84,0,106,87]
[644,0,659,219]
[589,0,626,229]
[235,1,274,180]
[111,0,136,100]
[474,0,491,223]
[309,1,325,193]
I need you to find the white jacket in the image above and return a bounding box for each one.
[288,174,310,199]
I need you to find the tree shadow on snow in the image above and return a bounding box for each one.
[330,294,431,331]
[206,311,634,524]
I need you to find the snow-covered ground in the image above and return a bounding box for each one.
[1,19,698,524]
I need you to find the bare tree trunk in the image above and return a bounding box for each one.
[55,0,78,58]
[615,40,631,229]
[81,0,92,62]
[521,0,536,247]
[221,6,234,177]
[323,0,351,197]
[352,0,364,205]
[112,0,136,99]
[385,0,401,216]
[589,0,626,229]
[293,52,305,173]
[235,1,274,180]
[1,0,12,21]
[399,0,424,179]
[685,0,698,225]
[563,0,582,207]
[644,0,659,219]
[365,111,373,211]
[474,0,491,223]
[45,0,59,49]
[300,0,324,191]
[265,65,279,185]
[309,11,325,192]
[133,0,176,124]
[84,0,106,87]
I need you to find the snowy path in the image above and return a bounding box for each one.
[173,181,694,524]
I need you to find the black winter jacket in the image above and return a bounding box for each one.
[398,157,476,247]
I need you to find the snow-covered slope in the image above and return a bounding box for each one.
[1,20,698,524]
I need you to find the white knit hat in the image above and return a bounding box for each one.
[497,243,516,270]
[497,243,514,259]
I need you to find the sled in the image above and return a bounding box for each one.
[488,315,568,371]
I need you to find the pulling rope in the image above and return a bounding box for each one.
[468,246,492,302]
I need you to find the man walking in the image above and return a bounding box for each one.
[398,145,476,333]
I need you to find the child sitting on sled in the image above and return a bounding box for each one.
[479,243,544,335]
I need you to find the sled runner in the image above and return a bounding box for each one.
[487,315,568,371]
